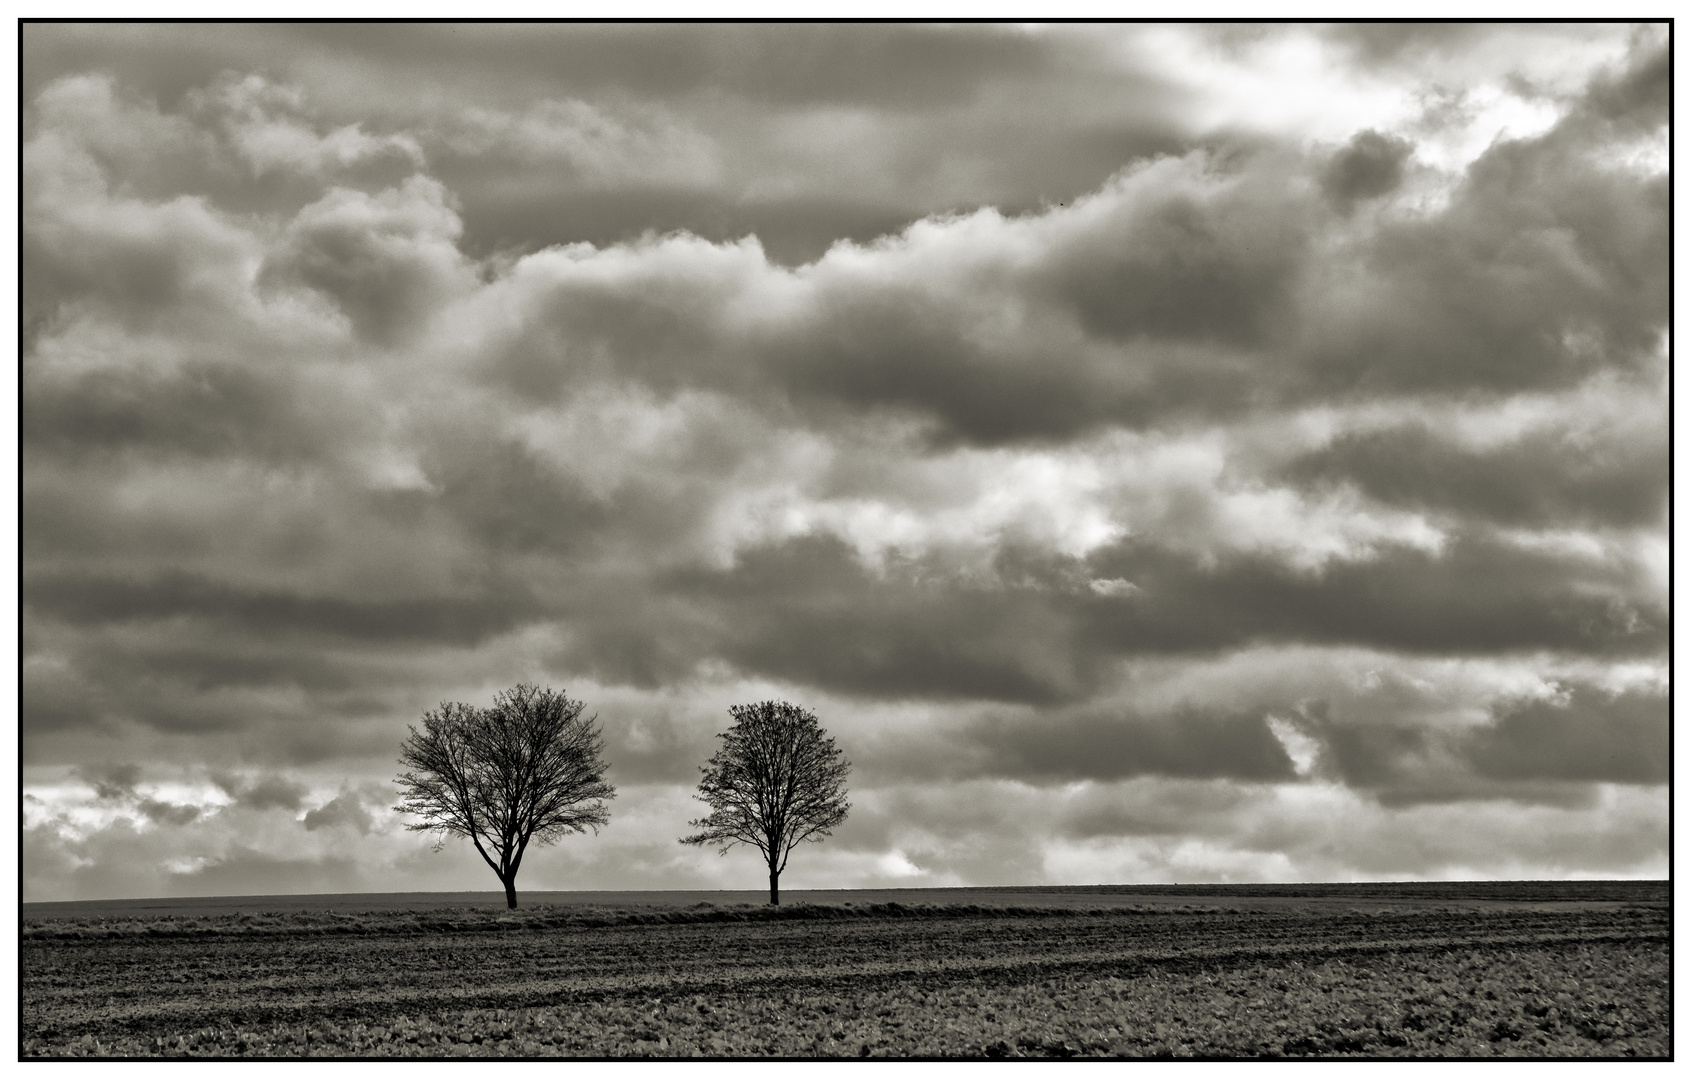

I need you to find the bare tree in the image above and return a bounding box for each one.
[395,683,614,908]
[680,700,850,904]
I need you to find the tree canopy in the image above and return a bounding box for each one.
[681,700,850,904]
[396,683,614,908]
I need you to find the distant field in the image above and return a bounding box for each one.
[21,882,1670,1059]
[22,878,1666,920]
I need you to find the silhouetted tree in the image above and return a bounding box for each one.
[396,684,614,908]
[680,700,850,904]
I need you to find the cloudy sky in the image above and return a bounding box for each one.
[20,23,1669,902]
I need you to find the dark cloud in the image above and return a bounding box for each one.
[962,707,1295,784]
[23,571,537,646]
[275,22,1071,109]
[23,24,1185,275]
[22,24,294,108]
[1284,416,1667,530]
[447,183,919,269]
[67,762,202,824]
[423,435,618,556]
[752,37,1675,446]
[1468,686,1668,785]
[1579,33,1671,128]
[1057,780,1258,840]
[508,520,1665,712]
[754,159,1308,443]
[712,154,1311,445]
[1083,533,1665,658]
[665,536,1091,704]
[21,356,324,464]
[1300,76,1668,406]
[137,798,203,827]
[505,60,1659,446]
[259,177,471,347]
[1285,681,1668,805]
[1318,23,1491,66]
[1049,162,1308,348]
[312,44,1666,449]
[1302,711,1591,808]
[21,23,1158,119]
[302,791,376,834]
[771,300,1108,447]
[115,644,358,694]
[22,613,450,764]
[73,762,141,801]
[212,771,309,811]
[1322,129,1414,208]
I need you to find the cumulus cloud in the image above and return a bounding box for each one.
[1321,128,1414,208]
[261,176,477,346]
[211,770,310,811]
[302,790,377,834]
[21,24,1667,901]
[1285,401,1669,531]
[192,72,424,182]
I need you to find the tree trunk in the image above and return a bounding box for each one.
[503,874,518,909]
[769,866,780,905]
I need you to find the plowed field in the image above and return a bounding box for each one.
[20,884,1670,1058]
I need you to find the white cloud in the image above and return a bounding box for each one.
[1088,578,1139,598]
[1127,27,1417,146]
[196,73,425,180]
[1267,716,1321,777]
